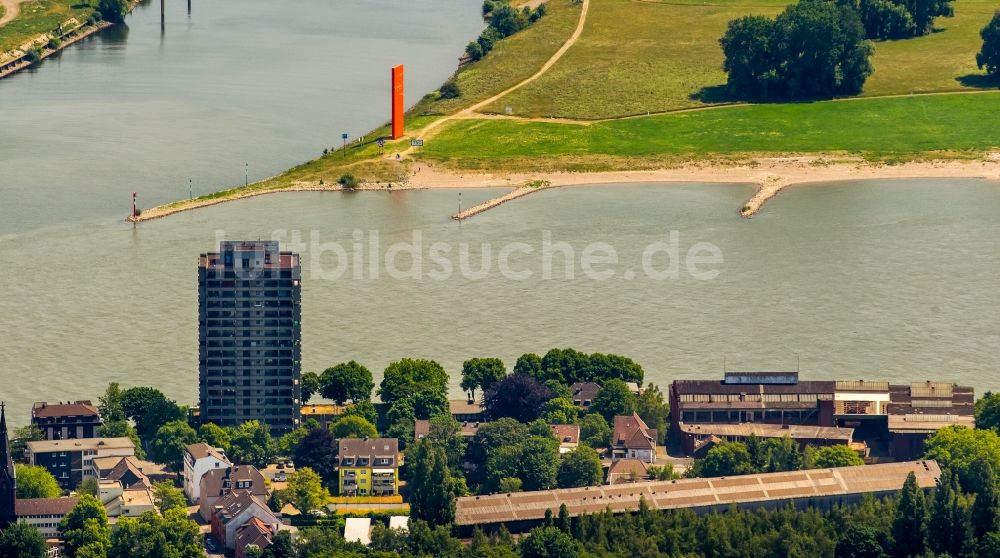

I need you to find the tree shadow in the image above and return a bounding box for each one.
[688,85,739,104]
[955,74,1000,89]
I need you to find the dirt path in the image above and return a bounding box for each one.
[0,0,30,27]
[403,0,590,152]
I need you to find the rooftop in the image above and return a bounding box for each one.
[27,437,134,454]
[15,496,80,517]
[678,422,855,442]
[200,241,299,270]
[550,424,581,445]
[31,401,100,419]
[338,438,399,465]
[455,460,941,526]
[612,413,656,450]
[449,399,484,416]
[186,442,229,463]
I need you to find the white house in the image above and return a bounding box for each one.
[211,491,281,550]
[183,442,230,503]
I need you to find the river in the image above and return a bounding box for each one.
[1,2,999,426]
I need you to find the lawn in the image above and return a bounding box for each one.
[410,0,583,116]
[0,0,93,53]
[479,0,999,119]
[421,92,1000,171]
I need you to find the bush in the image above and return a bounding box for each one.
[26,49,43,64]
[439,81,460,99]
[978,11,1000,77]
[465,40,485,62]
[98,0,128,24]
[338,173,359,189]
[47,38,62,50]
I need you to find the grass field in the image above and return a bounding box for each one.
[479,0,999,119]
[421,92,1000,171]
[410,0,582,117]
[0,0,93,53]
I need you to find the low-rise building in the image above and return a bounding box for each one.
[31,401,102,441]
[611,413,657,463]
[570,383,601,409]
[300,404,348,429]
[677,423,858,456]
[199,465,269,522]
[550,424,580,454]
[605,458,650,484]
[235,516,274,558]
[449,400,484,422]
[338,438,400,497]
[90,455,150,489]
[184,442,231,503]
[210,491,281,551]
[27,437,135,490]
[15,497,79,538]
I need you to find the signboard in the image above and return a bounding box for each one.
[342,133,349,140]
[411,139,424,147]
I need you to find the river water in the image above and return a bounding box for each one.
[2,2,999,426]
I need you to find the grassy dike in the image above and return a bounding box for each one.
[0,0,95,53]
[133,0,999,221]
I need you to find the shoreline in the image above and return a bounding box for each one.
[130,156,1000,222]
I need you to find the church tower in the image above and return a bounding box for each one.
[0,402,17,530]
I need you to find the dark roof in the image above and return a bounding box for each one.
[201,466,267,499]
[338,439,399,467]
[570,383,601,404]
[671,380,837,396]
[31,401,100,419]
[15,497,79,517]
[215,491,272,526]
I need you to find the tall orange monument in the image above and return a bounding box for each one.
[391,65,404,139]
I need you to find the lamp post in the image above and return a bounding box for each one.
[245,162,248,187]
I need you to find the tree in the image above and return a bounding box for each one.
[109,507,202,558]
[300,371,321,404]
[590,379,637,422]
[149,420,198,472]
[439,81,461,99]
[413,389,449,420]
[805,444,864,469]
[588,353,644,384]
[461,357,507,400]
[520,526,579,558]
[99,420,145,459]
[120,386,184,440]
[0,521,47,558]
[409,440,456,526]
[330,415,378,439]
[77,477,100,497]
[499,477,522,493]
[470,418,530,466]
[198,422,231,451]
[978,11,1000,78]
[227,420,274,468]
[15,464,61,498]
[378,358,448,407]
[518,437,560,491]
[579,413,611,449]
[970,458,999,538]
[557,445,603,488]
[293,427,338,487]
[287,467,328,514]
[152,480,187,513]
[97,0,127,23]
[835,524,886,558]
[98,382,126,422]
[858,0,915,40]
[483,374,553,422]
[748,436,803,473]
[541,348,591,385]
[891,472,926,558]
[636,383,669,444]
[924,425,1000,487]
[514,353,543,378]
[978,531,1000,558]
[10,424,45,460]
[928,470,968,556]
[542,397,578,425]
[61,494,111,558]
[320,361,375,404]
[275,427,309,458]
[694,442,756,478]
[427,414,467,470]
[908,0,954,36]
[261,531,295,558]
[343,400,378,425]
[720,0,873,100]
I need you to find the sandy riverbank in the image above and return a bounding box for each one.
[131,155,1000,222]
[407,156,1000,217]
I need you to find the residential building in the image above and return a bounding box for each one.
[210,491,281,550]
[199,465,269,522]
[570,383,601,409]
[199,240,302,434]
[236,517,274,558]
[183,442,231,503]
[611,413,657,463]
[1,403,17,530]
[99,480,156,520]
[26,437,135,490]
[338,438,400,496]
[31,401,102,440]
[449,400,484,422]
[300,404,347,428]
[549,424,580,454]
[669,373,974,459]
[14,497,79,538]
[455,460,941,532]
[605,458,650,484]
[414,419,430,441]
